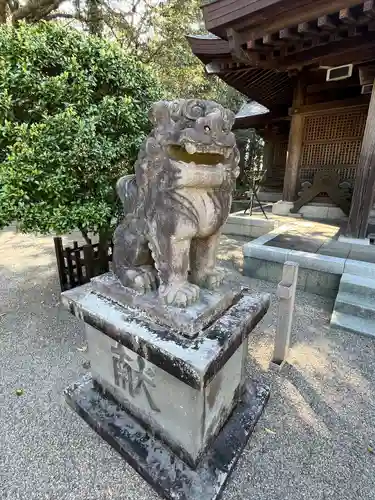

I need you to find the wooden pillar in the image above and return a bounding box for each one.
[346,81,375,238]
[282,77,305,202]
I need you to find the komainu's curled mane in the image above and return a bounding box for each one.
[113,99,239,308]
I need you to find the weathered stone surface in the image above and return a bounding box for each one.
[85,324,245,466]
[112,99,240,309]
[91,271,242,337]
[271,261,298,367]
[61,283,270,389]
[62,283,269,467]
[65,375,270,500]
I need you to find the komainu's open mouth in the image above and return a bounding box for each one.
[168,144,228,166]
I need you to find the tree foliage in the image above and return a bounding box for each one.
[1,1,246,111]
[0,21,160,238]
[97,0,246,110]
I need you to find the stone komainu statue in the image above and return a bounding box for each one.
[113,99,240,308]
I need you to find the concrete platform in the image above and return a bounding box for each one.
[223,213,277,239]
[223,208,347,240]
[230,196,351,220]
[223,209,297,239]
[242,218,375,299]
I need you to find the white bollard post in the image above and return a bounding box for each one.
[270,261,299,371]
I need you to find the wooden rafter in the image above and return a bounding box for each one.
[262,33,283,46]
[280,31,375,70]
[298,21,319,36]
[339,7,357,24]
[219,65,293,107]
[320,43,375,67]
[317,14,338,31]
[227,28,260,65]
[243,0,363,41]
[279,27,301,41]
[246,39,271,54]
[201,2,375,72]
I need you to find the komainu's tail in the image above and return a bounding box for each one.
[116,175,138,214]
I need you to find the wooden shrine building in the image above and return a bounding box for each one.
[188,0,375,239]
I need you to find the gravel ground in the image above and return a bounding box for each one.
[1,227,375,500]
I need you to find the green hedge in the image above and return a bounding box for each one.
[0,22,160,236]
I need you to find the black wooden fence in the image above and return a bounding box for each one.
[54,237,113,291]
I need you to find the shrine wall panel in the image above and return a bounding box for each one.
[298,106,367,184]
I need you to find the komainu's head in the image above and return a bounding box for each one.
[148,99,237,166]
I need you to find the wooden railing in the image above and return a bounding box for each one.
[54,237,113,291]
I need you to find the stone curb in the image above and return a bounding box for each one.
[244,240,375,278]
[227,213,278,227]
[243,223,297,250]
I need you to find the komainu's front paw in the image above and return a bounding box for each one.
[159,281,200,308]
[190,268,227,290]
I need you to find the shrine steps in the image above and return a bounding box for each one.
[331,274,375,338]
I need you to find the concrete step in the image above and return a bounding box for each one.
[334,292,375,321]
[330,311,375,338]
[338,273,375,300]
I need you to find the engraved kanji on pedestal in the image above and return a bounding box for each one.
[111,343,160,413]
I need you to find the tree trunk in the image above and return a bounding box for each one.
[79,227,92,245]
[11,0,65,25]
[0,0,7,23]
[87,0,103,35]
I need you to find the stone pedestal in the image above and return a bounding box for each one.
[62,281,270,500]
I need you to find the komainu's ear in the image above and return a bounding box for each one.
[148,101,171,127]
